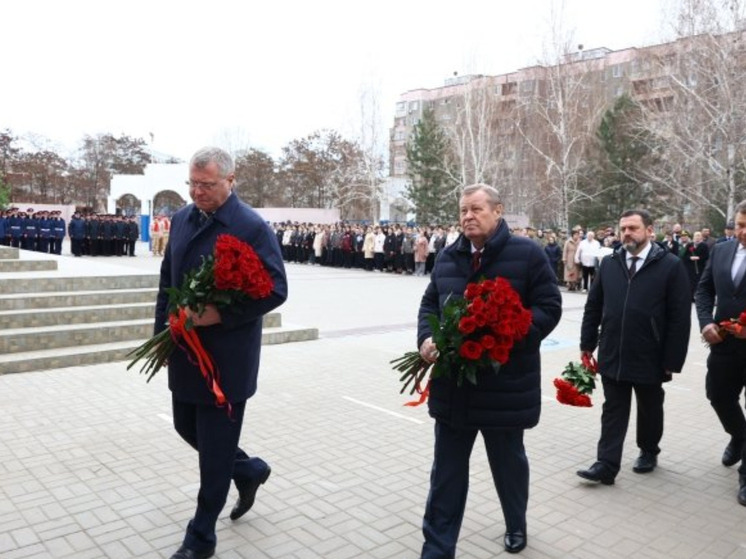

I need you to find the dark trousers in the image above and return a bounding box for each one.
[706,350,746,474]
[421,422,528,559]
[597,376,665,474]
[172,397,269,552]
[581,265,595,290]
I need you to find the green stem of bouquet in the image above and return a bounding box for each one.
[126,328,174,383]
[390,351,433,395]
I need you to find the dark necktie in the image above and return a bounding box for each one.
[472,250,482,271]
[629,256,640,278]
[198,211,212,226]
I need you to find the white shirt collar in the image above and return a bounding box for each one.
[627,242,652,264]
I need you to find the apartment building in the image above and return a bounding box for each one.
[388,31,744,226]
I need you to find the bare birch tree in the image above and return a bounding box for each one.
[636,0,746,224]
[513,32,609,231]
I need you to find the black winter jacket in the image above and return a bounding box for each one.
[580,243,691,383]
[417,219,562,429]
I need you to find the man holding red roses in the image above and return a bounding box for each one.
[696,200,746,506]
[577,210,690,485]
[156,147,287,559]
[417,184,562,556]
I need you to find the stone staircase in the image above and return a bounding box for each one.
[0,247,318,375]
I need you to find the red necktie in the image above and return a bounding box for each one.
[472,250,482,271]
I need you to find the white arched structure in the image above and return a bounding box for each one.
[109,163,189,217]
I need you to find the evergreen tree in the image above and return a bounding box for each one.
[405,107,457,224]
[0,176,9,210]
[580,95,662,225]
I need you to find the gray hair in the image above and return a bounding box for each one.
[190,146,235,177]
[461,183,502,206]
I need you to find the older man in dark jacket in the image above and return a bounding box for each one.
[577,209,691,485]
[156,147,287,559]
[417,184,562,556]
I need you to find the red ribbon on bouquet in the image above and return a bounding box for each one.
[169,308,231,414]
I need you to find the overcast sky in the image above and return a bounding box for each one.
[2,0,674,161]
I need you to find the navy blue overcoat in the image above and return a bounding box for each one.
[155,193,288,404]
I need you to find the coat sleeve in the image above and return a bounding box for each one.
[417,276,440,349]
[663,257,692,372]
[154,237,173,336]
[694,245,718,331]
[524,244,562,346]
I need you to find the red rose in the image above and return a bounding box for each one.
[459,340,484,360]
[458,316,478,334]
[464,283,482,300]
[481,279,496,293]
[489,344,509,363]
[739,311,746,325]
[480,335,496,349]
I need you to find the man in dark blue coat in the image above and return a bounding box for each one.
[696,200,746,505]
[578,210,691,485]
[417,184,562,556]
[155,147,287,559]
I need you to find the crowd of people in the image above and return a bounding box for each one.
[269,219,731,298]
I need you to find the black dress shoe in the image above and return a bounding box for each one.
[722,439,744,467]
[230,466,271,521]
[632,451,657,473]
[576,462,615,485]
[169,544,215,559]
[738,476,746,506]
[504,531,527,553]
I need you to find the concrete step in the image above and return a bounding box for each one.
[0,274,160,294]
[0,324,319,375]
[0,288,158,311]
[0,319,154,354]
[0,247,19,259]
[0,259,58,273]
[0,304,283,329]
[0,303,155,329]
[0,313,289,354]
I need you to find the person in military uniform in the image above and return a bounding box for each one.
[37,211,52,253]
[126,215,139,256]
[21,210,37,251]
[68,212,86,257]
[51,211,66,255]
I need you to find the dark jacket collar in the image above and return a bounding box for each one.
[188,192,237,227]
[455,218,511,258]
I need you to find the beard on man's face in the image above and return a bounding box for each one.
[624,238,643,252]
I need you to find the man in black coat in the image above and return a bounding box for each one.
[577,210,691,485]
[156,147,287,559]
[695,200,746,505]
[417,184,562,556]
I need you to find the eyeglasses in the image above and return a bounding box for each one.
[186,179,222,190]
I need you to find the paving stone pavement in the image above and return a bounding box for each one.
[2,256,746,558]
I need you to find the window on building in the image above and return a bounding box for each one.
[502,82,517,96]
[612,64,622,78]
[396,101,406,114]
[409,101,419,111]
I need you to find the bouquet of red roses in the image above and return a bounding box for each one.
[553,354,598,407]
[127,234,274,407]
[718,310,746,337]
[391,277,533,406]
